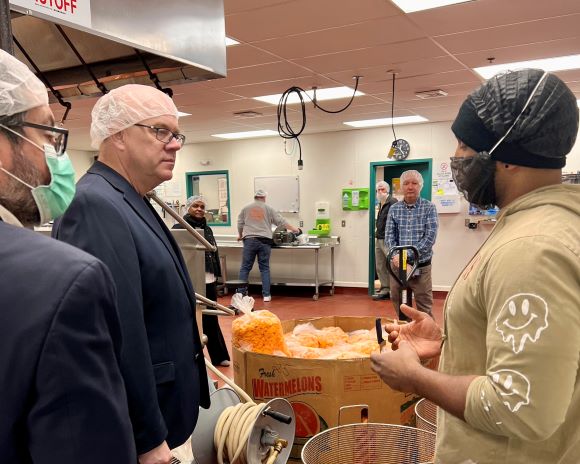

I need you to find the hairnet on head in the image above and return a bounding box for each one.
[451,69,579,169]
[376,180,390,193]
[0,50,48,116]
[186,195,206,208]
[254,189,267,198]
[90,84,178,149]
[401,170,424,188]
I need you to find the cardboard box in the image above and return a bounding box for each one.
[233,316,426,460]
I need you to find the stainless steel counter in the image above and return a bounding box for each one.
[214,235,339,300]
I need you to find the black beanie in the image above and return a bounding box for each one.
[451,69,578,169]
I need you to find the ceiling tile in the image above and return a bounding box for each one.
[409,0,580,37]
[253,15,424,60]
[225,0,400,42]
[292,38,446,75]
[435,14,580,55]
[455,37,580,69]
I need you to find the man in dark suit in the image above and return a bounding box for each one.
[53,84,210,464]
[0,50,135,463]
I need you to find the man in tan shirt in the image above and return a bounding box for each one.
[370,69,580,463]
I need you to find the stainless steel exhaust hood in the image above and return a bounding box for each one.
[9,0,226,102]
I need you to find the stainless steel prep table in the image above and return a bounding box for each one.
[215,235,339,300]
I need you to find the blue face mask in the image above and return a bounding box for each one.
[0,127,75,224]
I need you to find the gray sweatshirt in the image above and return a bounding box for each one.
[237,200,287,239]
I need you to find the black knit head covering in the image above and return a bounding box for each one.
[451,69,579,168]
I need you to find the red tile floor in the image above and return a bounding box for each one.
[207,286,446,384]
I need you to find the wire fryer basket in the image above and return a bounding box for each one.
[415,398,438,435]
[301,423,435,464]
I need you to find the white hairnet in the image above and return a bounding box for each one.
[376,180,390,193]
[90,84,178,149]
[254,189,267,198]
[400,170,424,188]
[186,195,206,208]
[0,49,48,117]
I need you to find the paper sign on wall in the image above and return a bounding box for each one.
[10,0,92,28]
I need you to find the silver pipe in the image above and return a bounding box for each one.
[196,292,236,316]
[201,309,232,316]
[146,191,216,251]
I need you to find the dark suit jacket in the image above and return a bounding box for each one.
[53,161,210,454]
[0,221,135,464]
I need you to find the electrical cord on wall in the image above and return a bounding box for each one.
[276,76,361,170]
[277,87,306,169]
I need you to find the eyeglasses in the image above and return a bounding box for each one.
[134,123,186,147]
[9,121,69,156]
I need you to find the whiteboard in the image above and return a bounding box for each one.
[254,176,300,212]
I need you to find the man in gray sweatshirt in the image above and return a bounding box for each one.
[237,189,300,301]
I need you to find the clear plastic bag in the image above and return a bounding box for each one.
[230,292,255,315]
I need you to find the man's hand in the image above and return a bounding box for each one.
[139,441,172,464]
[391,255,399,268]
[370,342,422,392]
[385,304,442,360]
[237,235,243,241]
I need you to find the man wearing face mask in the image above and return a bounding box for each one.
[372,180,397,300]
[385,170,438,319]
[53,84,210,464]
[370,69,580,463]
[0,51,135,462]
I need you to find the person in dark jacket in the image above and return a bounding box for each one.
[372,180,397,300]
[53,84,209,464]
[0,49,135,463]
[173,195,230,366]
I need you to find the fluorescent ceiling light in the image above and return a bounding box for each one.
[343,115,428,128]
[391,0,474,13]
[177,111,191,117]
[474,54,580,79]
[211,129,278,140]
[225,37,239,46]
[254,87,365,105]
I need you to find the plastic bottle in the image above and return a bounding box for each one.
[342,193,349,209]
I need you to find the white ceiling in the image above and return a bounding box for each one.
[58,0,580,150]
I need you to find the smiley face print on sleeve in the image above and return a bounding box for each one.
[495,293,549,354]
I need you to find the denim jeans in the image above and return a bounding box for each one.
[239,237,273,297]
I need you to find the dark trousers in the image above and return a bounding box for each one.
[203,282,230,364]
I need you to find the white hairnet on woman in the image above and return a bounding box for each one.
[0,49,48,116]
[90,84,178,149]
[186,195,206,208]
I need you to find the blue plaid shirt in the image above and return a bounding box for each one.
[386,197,438,263]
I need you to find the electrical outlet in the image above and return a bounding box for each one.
[341,220,346,227]
[299,220,303,227]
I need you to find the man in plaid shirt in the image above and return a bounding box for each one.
[386,170,438,319]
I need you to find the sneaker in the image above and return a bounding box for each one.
[263,295,272,302]
[219,360,231,367]
[372,292,390,301]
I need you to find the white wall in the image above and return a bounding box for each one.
[68,122,580,291]
[68,149,95,181]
